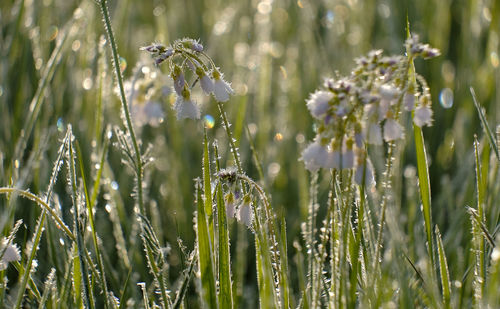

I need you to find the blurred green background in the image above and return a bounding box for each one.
[1,0,499,306]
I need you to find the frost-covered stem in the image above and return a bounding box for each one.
[217,101,242,173]
[98,0,144,214]
[371,142,395,289]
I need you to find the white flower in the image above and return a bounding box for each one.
[379,84,399,105]
[325,150,340,169]
[366,123,383,145]
[0,240,20,271]
[413,105,433,127]
[237,197,253,228]
[225,193,236,219]
[174,91,200,120]
[306,90,333,119]
[200,75,214,95]
[341,149,355,169]
[355,159,375,187]
[403,92,415,111]
[300,141,329,171]
[383,118,404,141]
[212,70,234,102]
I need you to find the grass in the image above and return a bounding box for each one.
[0,0,499,308]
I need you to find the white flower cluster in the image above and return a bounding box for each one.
[0,238,21,271]
[141,38,234,120]
[301,36,440,186]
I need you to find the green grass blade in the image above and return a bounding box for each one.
[75,141,110,307]
[407,21,435,279]
[196,180,217,308]
[279,216,291,309]
[216,182,233,309]
[172,252,196,309]
[203,128,215,248]
[67,126,93,309]
[473,136,486,295]
[435,226,451,308]
[14,130,70,308]
[470,87,500,161]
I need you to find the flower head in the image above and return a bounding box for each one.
[306,90,333,119]
[300,140,329,172]
[383,118,405,141]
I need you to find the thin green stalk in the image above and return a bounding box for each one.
[98,0,144,214]
[68,127,93,309]
[0,188,74,240]
[14,131,69,308]
[75,142,111,307]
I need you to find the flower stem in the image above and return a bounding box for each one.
[98,0,144,214]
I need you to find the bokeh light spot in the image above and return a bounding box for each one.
[204,114,215,129]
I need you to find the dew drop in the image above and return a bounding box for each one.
[57,118,64,132]
[105,204,112,213]
[119,57,127,73]
[59,238,65,246]
[204,114,215,129]
[107,130,113,139]
[274,133,283,141]
[111,181,119,190]
[439,88,453,109]
[14,160,19,169]
[491,52,499,68]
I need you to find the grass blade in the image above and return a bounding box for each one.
[216,181,233,309]
[67,126,93,309]
[196,179,217,308]
[407,21,435,280]
[470,87,500,161]
[435,226,451,308]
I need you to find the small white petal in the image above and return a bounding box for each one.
[174,96,200,120]
[404,92,416,111]
[237,204,252,228]
[306,90,333,119]
[200,75,214,95]
[383,119,405,141]
[300,141,329,171]
[413,105,433,127]
[379,84,399,104]
[213,78,234,102]
[366,123,383,145]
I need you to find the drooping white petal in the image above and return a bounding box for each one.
[413,105,433,127]
[306,90,333,119]
[200,75,214,95]
[383,119,404,141]
[237,203,252,228]
[213,78,234,102]
[366,123,383,145]
[403,92,416,111]
[174,96,200,120]
[300,141,329,172]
